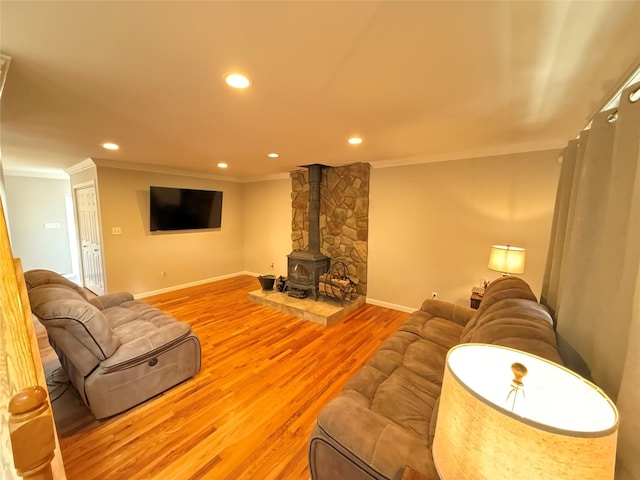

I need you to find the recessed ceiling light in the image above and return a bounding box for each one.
[348,137,363,145]
[217,162,228,169]
[102,142,119,150]
[268,153,279,158]
[225,73,250,89]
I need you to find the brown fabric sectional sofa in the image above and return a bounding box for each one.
[308,276,562,480]
[25,269,201,419]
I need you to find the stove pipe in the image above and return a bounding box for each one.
[307,164,323,254]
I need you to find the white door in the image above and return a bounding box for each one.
[75,185,105,295]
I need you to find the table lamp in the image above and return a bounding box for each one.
[488,244,526,275]
[432,344,618,480]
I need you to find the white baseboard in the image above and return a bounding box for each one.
[134,271,255,299]
[365,297,415,313]
[134,273,417,315]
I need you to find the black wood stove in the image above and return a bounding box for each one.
[287,164,330,300]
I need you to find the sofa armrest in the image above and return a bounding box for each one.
[419,299,475,327]
[89,292,135,310]
[313,393,439,480]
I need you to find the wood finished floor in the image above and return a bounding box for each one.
[39,275,409,480]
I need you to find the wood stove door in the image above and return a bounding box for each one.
[289,262,311,286]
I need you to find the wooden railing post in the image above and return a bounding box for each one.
[8,386,55,480]
[0,200,65,478]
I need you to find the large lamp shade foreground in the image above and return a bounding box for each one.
[488,244,526,274]
[432,344,618,480]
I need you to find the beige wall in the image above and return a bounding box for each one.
[367,150,561,310]
[242,177,291,278]
[95,166,244,295]
[4,175,73,273]
[63,150,560,306]
[239,150,561,311]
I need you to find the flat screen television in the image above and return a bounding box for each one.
[149,186,223,232]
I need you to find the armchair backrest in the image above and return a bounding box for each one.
[28,284,121,376]
[24,269,88,300]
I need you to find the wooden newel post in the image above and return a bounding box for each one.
[8,386,55,480]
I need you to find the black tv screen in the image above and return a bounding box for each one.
[150,186,223,232]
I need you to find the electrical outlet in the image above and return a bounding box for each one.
[432,291,437,300]
[161,271,167,279]
[112,227,122,235]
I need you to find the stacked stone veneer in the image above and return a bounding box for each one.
[291,163,370,296]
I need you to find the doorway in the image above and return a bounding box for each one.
[74,184,105,295]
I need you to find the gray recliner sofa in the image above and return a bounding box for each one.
[25,269,201,419]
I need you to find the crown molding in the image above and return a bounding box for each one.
[84,158,245,183]
[65,158,97,175]
[66,157,294,184]
[58,144,564,185]
[370,142,565,170]
[3,165,69,180]
[241,172,291,183]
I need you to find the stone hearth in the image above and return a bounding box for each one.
[247,289,365,326]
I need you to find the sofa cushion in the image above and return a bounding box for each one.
[100,300,192,372]
[28,284,121,361]
[400,314,463,351]
[415,299,475,327]
[461,276,538,342]
[463,298,561,363]
[321,313,463,480]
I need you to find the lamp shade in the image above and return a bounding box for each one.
[488,244,526,274]
[432,344,618,480]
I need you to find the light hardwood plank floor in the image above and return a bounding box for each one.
[38,275,409,480]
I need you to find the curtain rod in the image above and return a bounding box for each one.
[599,64,640,112]
[581,63,640,134]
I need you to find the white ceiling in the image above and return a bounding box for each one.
[1,1,639,181]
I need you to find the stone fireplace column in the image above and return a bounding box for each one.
[290,163,370,297]
[286,164,330,299]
